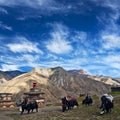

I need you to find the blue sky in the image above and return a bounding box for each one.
[0,0,120,78]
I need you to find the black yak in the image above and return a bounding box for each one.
[20,98,38,115]
[61,96,78,112]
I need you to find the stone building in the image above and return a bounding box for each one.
[24,82,45,107]
[0,93,15,108]
[111,86,120,92]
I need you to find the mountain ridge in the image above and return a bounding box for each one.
[0,67,120,103]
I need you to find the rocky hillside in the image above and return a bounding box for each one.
[0,68,67,102]
[0,70,25,83]
[0,67,118,102]
[112,78,120,83]
[68,69,120,86]
[49,67,111,95]
[83,75,120,86]
[0,78,7,84]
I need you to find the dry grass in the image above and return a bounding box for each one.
[2,93,120,120]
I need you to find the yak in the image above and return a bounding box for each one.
[61,96,78,112]
[100,94,114,115]
[20,98,38,115]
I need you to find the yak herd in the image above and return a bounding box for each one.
[19,94,114,115]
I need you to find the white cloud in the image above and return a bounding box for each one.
[94,0,120,34]
[90,0,120,10]
[102,0,120,10]
[85,54,120,77]
[0,0,75,15]
[0,62,38,71]
[46,54,58,59]
[1,64,19,71]
[0,7,8,14]
[46,24,73,54]
[0,0,58,10]
[0,53,41,71]
[0,53,40,64]
[46,23,91,56]
[103,55,120,63]
[101,34,120,50]
[22,54,39,62]
[102,55,120,69]
[7,36,43,54]
[16,17,26,21]
[110,63,120,69]
[109,69,120,77]
[0,22,12,31]
[46,34,72,54]
[71,31,90,56]
[0,46,8,53]
[73,31,87,42]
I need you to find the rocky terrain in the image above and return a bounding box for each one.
[0,70,25,83]
[49,67,111,96]
[0,67,119,103]
[0,68,67,103]
[85,75,120,86]
[68,69,120,86]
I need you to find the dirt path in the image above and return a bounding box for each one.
[0,115,14,120]
[38,106,61,112]
[0,110,14,120]
[0,106,62,120]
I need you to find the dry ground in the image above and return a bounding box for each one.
[0,93,120,120]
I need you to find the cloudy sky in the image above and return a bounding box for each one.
[0,0,120,78]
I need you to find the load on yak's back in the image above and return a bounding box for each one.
[100,93,114,115]
[61,95,78,112]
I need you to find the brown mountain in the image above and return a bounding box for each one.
[49,67,111,95]
[0,67,113,103]
[87,75,120,86]
[0,68,67,103]
[68,69,120,86]
[0,70,25,83]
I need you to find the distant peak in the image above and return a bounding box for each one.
[31,67,54,77]
[54,66,64,70]
[68,69,89,75]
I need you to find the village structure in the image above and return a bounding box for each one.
[0,82,45,108]
[24,82,45,107]
[111,86,120,92]
[0,93,15,108]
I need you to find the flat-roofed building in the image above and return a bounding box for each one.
[0,93,15,108]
